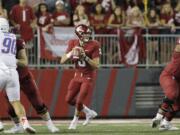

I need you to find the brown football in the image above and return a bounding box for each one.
[72,47,81,60]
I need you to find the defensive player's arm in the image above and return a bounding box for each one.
[17,49,28,67]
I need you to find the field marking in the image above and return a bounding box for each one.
[2,119,180,126]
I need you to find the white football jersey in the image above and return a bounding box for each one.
[0,31,17,69]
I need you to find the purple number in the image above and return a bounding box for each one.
[11,40,16,55]
[1,37,16,55]
[2,38,11,53]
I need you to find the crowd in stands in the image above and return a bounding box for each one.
[0,0,178,66]
[0,0,179,43]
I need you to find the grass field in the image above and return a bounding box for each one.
[1,119,180,135]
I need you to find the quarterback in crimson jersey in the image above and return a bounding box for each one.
[3,39,59,133]
[61,24,101,129]
[152,38,180,131]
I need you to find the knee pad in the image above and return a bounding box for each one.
[36,104,48,115]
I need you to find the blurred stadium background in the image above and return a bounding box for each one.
[0,0,180,134]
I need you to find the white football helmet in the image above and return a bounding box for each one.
[0,17,9,33]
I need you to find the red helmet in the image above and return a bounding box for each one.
[75,24,92,42]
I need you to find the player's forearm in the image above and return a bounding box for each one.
[60,51,73,64]
[60,55,69,64]
[17,59,28,67]
[85,57,100,69]
[88,60,99,69]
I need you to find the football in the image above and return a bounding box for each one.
[72,47,82,60]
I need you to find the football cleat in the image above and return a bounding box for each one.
[47,124,59,133]
[83,110,97,126]
[20,117,36,134]
[24,126,36,134]
[159,124,179,131]
[0,121,4,132]
[68,118,78,130]
[4,125,24,134]
[151,117,161,128]
[159,120,179,131]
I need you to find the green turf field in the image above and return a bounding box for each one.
[1,123,180,135]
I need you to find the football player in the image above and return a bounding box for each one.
[61,24,101,129]
[0,18,35,133]
[152,38,180,130]
[3,37,59,133]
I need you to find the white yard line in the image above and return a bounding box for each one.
[2,119,180,126]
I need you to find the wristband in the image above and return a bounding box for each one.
[84,56,90,62]
[66,51,72,58]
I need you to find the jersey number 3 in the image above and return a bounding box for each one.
[78,60,86,67]
[1,37,16,55]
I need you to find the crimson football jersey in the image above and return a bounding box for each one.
[164,52,180,79]
[16,39,30,80]
[66,39,101,76]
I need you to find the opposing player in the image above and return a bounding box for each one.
[61,24,101,129]
[3,37,59,133]
[0,18,35,133]
[152,38,180,130]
